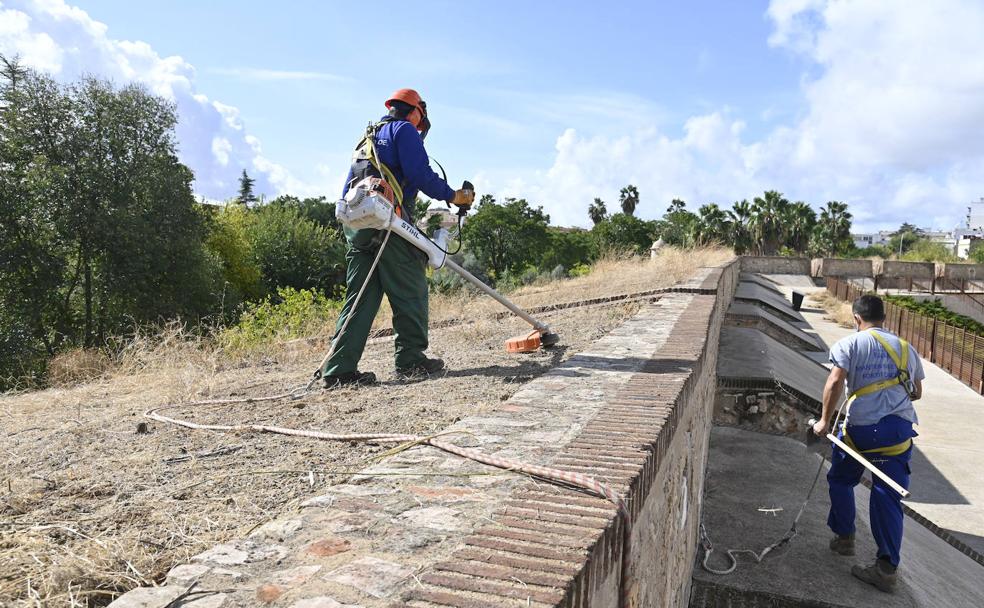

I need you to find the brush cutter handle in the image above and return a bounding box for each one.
[455,180,475,216]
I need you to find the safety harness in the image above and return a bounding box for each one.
[349,118,407,217]
[842,329,915,457]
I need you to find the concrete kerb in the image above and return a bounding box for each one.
[109,260,742,608]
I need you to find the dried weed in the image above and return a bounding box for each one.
[809,291,856,328]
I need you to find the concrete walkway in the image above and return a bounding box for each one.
[693,427,984,607]
[780,284,984,557]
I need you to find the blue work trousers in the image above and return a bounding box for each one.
[827,415,916,567]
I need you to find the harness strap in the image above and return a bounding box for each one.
[847,330,910,404]
[841,426,913,457]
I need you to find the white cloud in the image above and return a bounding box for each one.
[211,137,231,166]
[209,67,346,82]
[0,0,321,201]
[479,0,984,233]
[0,4,63,71]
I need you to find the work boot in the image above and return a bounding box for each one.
[851,558,897,593]
[323,370,377,389]
[829,534,855,556]
[396,357,445,380]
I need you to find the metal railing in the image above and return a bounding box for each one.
[827,277,984,394]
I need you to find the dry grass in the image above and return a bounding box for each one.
[47,349,115,388]
[0,247,731,606]
[809,290,856,328]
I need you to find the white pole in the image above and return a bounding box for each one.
[826,433,911,498]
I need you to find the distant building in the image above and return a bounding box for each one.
[851,231,893,249]
[422,206,461,231]
[968,198,984,231]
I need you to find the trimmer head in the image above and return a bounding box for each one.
[505,330,560,353]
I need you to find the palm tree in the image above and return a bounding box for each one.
[694,203,730,246]
[588,198,608,225]
[619,185,640,216]
[726,199,754,254]
[785,201,817,254]
[750,190,790,255]
[814,201,853,257]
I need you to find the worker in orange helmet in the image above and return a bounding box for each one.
[320,88,475,387]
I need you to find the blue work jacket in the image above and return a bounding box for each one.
[342,116,454,224]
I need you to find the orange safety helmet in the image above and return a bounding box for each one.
[385,88,429,135]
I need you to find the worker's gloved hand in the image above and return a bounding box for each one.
[812,418,829,437]
[451,188,475,209]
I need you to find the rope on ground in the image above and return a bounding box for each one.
[144,402,626,511]
[701,391,849,575]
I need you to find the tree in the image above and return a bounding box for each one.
[592,213,659,255]
[426,211,445,236]
[237,169,257,206]
[901,240,956,263]
[655,199,698,247]
[271,194,341,237]
[812,201,853,257]
[588,198,608,225]
[726,200,754,255]
[692,203,730,246]
[785,201,817,254]
[542,228,596,270]
[888,223,925,256]
[461,196,550,278]
[750,190,790,255]
[414,196,431,224]
[248,205,346,294]
[204,204,264,307]
[0,62,222,386]
[619,185,640,216]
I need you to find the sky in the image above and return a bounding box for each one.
[2,0,983,233]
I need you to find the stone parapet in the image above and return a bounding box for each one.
[110,260,740,608]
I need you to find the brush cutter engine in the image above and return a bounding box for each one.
[336,179,560,352]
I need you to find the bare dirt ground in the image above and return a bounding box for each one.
[0,248,731,606]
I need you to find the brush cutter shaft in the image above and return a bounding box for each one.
[443,258,550,333]
[336,190,553,336]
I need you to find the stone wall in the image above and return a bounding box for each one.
[942,263,984,281]
[110,260,740,608]
[739,256,811,275]
[816,258,874,278]
[880,260,936,279]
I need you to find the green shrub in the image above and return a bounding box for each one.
[220,287,341,351]
[430,252,493,293]
[569,263,592,278]
[249,205,347,296]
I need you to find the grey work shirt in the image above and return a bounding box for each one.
[829,327,925,427]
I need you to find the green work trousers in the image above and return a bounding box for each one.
[320,230,429,377]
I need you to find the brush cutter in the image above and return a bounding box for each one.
[336,179,560,353]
